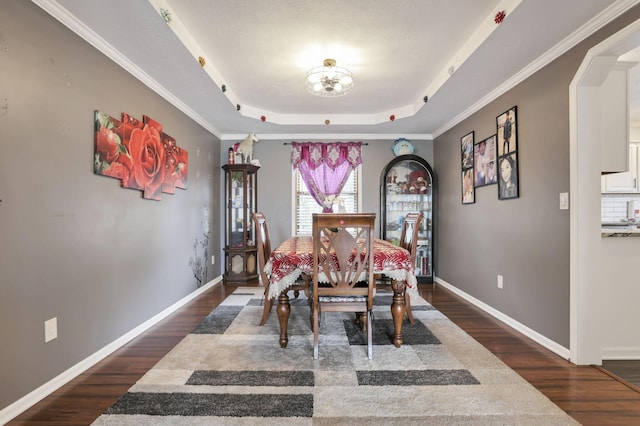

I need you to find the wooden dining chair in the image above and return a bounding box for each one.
[311,213,376,359]
[253,212,308,326]
[397,212,423,325]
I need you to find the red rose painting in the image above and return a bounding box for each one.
[94,110,188,200]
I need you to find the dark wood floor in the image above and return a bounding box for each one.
[7,281,640,425]
[601,360,640,389]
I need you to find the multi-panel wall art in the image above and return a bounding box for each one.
[94,110,188,200]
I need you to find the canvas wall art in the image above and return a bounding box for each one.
[94,110,188,200]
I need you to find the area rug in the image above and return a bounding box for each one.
[92,287,578,425]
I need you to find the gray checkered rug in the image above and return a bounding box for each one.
[92,287,577,425]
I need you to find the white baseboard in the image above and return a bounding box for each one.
[434,276,571,360]
[0,276,223,426]
[602,347,640,360]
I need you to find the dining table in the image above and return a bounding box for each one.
[264,235,418,349]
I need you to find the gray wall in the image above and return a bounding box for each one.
[434,6,640,348]
[0,1,220,409]
[220,139,434,249]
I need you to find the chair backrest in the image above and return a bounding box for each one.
[399,212,423,263]
[312,213,376,302]
[252,212,271,284]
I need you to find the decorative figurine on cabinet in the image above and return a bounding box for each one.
[408,170,429,194]
[392,138,415,156]
[236,132,259,164]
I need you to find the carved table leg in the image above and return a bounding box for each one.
[391,280,406,348]
[354,312,367,332]
[277,291,291,348]
[359,312,368,333]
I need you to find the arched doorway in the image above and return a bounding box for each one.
[570,19,640,365]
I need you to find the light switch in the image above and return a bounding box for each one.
[559,192,569,210]
[45,317,58,342]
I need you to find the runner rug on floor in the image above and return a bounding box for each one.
[93,287,577,425]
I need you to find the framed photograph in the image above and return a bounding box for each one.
[497,106,517,157]
[461,131,474,170]
[462,168,475,204]
[474,134,497,187]
[498,152,519,200]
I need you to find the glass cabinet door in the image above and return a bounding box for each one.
[380,155,435,282]
[222,164,259,283]
[232,171,244,245]
[246,172,255,246]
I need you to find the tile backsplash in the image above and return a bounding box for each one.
[601,193,640,222]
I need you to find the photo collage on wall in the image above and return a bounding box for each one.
[461,131,475,204]
[496,106,519,200]
[460,105,519,204]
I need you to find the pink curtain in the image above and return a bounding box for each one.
[291,142,363,212]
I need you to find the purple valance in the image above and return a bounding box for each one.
[290,142,363,213]
[290,142,362,170]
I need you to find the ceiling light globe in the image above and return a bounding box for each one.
[340,75,353,85]
[307,71,322,83]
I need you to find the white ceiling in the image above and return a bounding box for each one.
[34,0,639,140]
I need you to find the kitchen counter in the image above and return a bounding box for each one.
[601,225,640,237]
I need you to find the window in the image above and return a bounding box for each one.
[293,166,361,235]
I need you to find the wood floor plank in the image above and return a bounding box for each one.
[602,360,640,388]
[6,281,640,425]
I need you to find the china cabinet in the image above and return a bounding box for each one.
[380,155,435,282]
[222,164,259,283]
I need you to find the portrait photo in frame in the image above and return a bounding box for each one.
[497,152,519,200]
[461,131,474,170]
[497,106,517,157]
[462,168,475,204]
[473,134,497,187]
[461,131,475,204]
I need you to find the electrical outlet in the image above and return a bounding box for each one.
[211,255,215,265]
[44,318,58,342]
[497,275,504,289]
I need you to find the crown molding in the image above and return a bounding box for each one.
[433,0,640,138]
[220,133,434,141]
[31,0,221,137]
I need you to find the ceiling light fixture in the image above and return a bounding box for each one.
[305,59,353,97]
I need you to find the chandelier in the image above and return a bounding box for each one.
[305,59,354,97]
